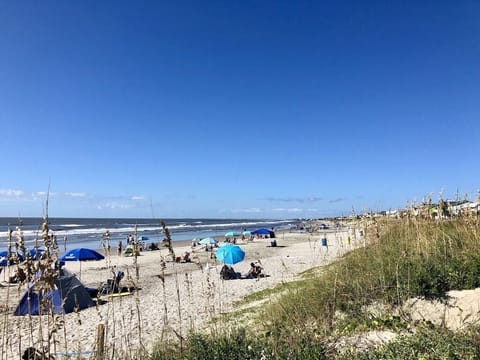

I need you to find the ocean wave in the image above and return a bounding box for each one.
[0,219,295,247]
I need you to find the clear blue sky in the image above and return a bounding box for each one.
[0,1,478,219]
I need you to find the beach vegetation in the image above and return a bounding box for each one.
[150,328,328,359]
[337,325,480,360]
[261,217,480,337]
[238,280,303,304]
[149,215,480,359]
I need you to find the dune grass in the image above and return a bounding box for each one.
[150,216,480,359]
[262,217,480,338]
[337,325,480,360]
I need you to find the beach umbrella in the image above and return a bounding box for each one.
[0,251,24,266]
[59,248,104,279]
[192,237,203,245]
[60,248,105,262]
[25,248,45,260]
[215,244,245,265]
[242,231,251,236]
[224,231,241,237]
[0,257,7,267]
[199,237,218,245]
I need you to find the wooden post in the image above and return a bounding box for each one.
[96,323,105,360]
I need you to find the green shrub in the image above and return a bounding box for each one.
[149,218,480,359]
[150,328,327,359]
[339,326,480,360]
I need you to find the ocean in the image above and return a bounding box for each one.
[0,217,298,253]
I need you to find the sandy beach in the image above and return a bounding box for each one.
[0,226,359,359]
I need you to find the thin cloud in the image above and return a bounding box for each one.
[329,198,345,203]
[264,196,323,203]
[0,189,25,198]
[272,208,303,213]
[96,201,135,210]
[64,192,87,198]
[231,208,263,213]
[131,196,145,201]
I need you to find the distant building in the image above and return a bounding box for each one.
[448,200,479,217]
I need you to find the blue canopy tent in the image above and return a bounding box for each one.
[251,228,276,238]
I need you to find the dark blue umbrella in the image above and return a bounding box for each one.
[60,248,104,262]
[0,251,24,266]
[216,244,245,265]
[26,248,45,260]
[0,257,11,267]
[59,248,104,279]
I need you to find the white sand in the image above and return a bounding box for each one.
[0,228,360,359]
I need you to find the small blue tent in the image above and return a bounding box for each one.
[251,228,276,238]
[14,270,94,316]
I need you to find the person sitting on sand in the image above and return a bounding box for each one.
[148,242,159,251]
[182,251,191,262]
[220,264,240,280]
[247,262,263,279]
[175,251,192,263]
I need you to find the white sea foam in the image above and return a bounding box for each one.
[0,219,295,250]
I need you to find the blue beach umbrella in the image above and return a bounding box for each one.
[225,231,241,237]
[59,248,104,279]
[199,237,218,245]
[242,231,252,236]
[60,248,104,262]
[192,237,203,245]
[26,248,45,260]
[215,244,245,265]
[0,251,24,266]
[0,257,24,266]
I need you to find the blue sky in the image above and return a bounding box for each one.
[0,1,478,219]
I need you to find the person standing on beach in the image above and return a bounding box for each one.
[118,241,123,256]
